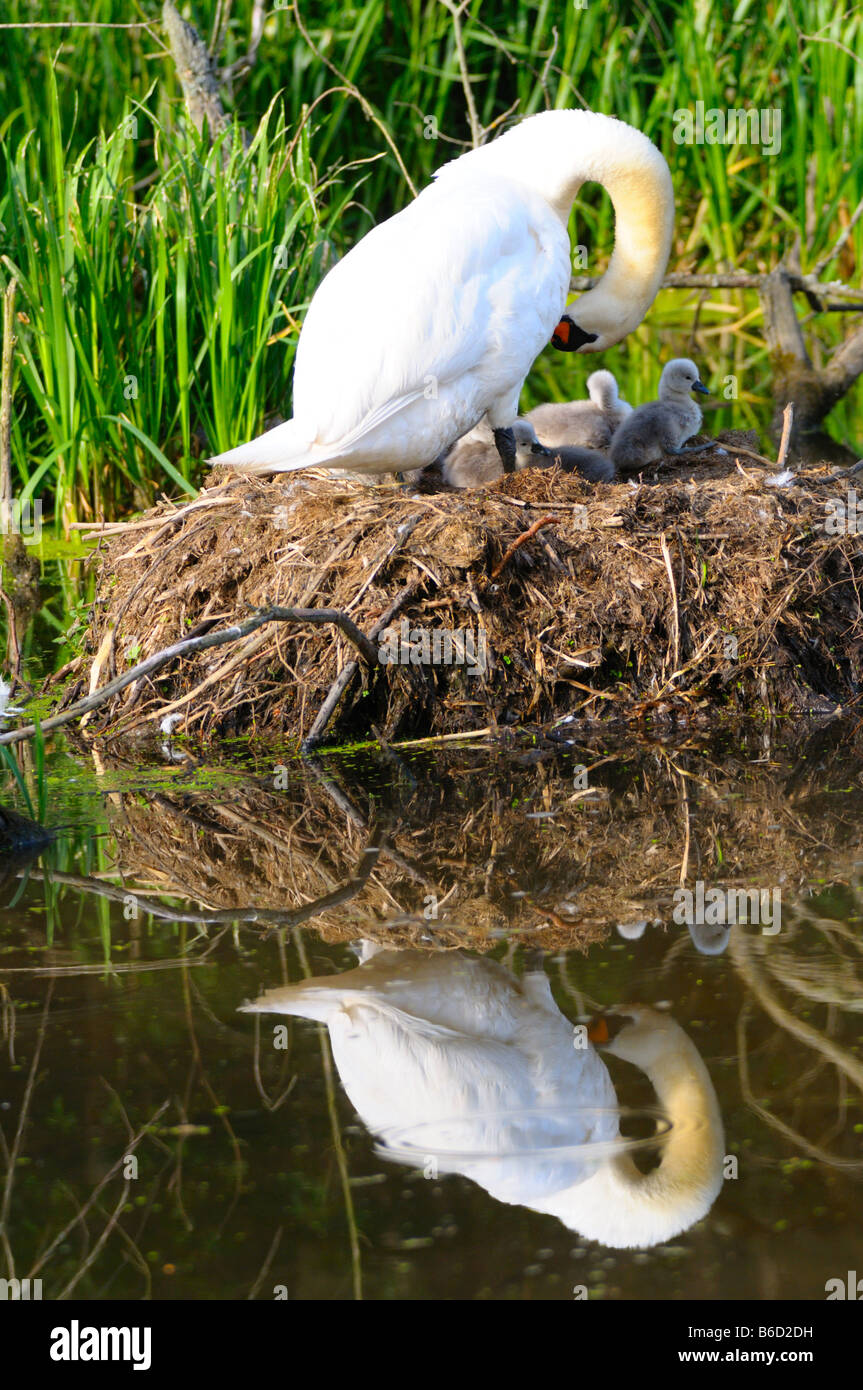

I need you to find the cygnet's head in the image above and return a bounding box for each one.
[659,358,709,401]
[512,419,551,470]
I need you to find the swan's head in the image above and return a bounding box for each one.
[589,1004,688,1068]
[435,110,674,355]
[540,1003,727,1248]
[659,358,710,402]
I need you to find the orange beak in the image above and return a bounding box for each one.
[587,1015,610,1044]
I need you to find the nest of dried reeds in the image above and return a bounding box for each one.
[69,433,863,744]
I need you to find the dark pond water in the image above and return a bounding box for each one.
[1,716,861,1303]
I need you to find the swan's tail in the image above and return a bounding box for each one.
[239,982,343,1022]
[208,417,323,475]
[586,370,620,411]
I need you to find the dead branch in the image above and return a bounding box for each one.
[491,515,556,579]
[0,605,382,748]
[302,581,420,752]
[162,0,230,141]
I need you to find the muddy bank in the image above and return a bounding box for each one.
[70,435,863,744]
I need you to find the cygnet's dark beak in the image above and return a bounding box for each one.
[693,380,710,395]
[530,441,551,457]
[551,315,600,352]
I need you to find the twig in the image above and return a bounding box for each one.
[0,606,381,748]
[491,515,556,579]
[659,533,680,674]
[389,726,495,750]
[810,193,863,278]
[301,582,419,751]
[775,401,794,472]
[440,0,481,147]
[569,270,863,303]
[291,0,417,197]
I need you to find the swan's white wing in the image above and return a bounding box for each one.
[328,998,619,1203]
[292,175,569,448]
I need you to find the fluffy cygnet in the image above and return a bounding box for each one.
[610,358,709,474]
[443,418,550,489]
[552,446,616,483]
[527,370,632,451]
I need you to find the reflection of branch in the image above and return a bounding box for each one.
[56,1183,131,1300]
[247,1223,285,1300]
[731,929,863,1096]
[735,1002,862,1170]
[251,1013,297,1113]
[180,945,244,1233]
[19,843,390,934]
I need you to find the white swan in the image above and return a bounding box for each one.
[240,949,724,1248]
[527,369,632,451]
[210,110,673,479]
[610,357,709,473]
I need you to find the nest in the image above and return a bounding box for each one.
[69,432,863,745]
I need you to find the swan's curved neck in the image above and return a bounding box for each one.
[538,1034,724,1248]
[438,110,673,350]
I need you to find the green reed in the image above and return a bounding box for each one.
[0,0,860,530]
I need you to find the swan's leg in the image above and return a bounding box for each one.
[666,439,720,457]
[493,426,517,474]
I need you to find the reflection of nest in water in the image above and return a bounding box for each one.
[97,722,863,952]
[71,436,863,744]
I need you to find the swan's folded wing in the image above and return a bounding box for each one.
[292,176,567,446]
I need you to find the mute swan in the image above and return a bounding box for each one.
[610,358,709,473]
[527,369,632,451]
[443,418,550,489]
[240,950,724,1248]
[210,110,673,479]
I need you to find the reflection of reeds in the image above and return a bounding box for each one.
[0,970,173,1297]
[294,931,363,1301]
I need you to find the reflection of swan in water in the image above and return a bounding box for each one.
[241,948,724,1248]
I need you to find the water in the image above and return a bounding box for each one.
[1,719,861,1302]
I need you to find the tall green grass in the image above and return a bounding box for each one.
[0,0,860,531]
